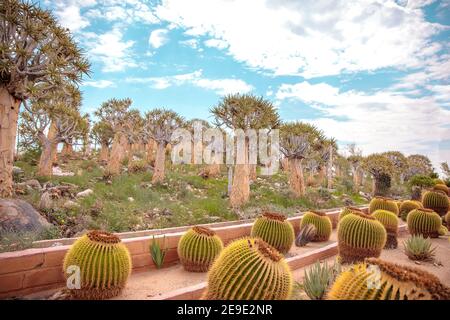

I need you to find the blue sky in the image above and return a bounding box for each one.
[42,0,450,171]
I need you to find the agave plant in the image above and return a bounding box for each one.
[403,235,436,262]
[300,261,342,300]
[150,235,168,269]
[295,224,317,247]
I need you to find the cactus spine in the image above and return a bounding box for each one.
[368,197,399,216]
[339,206,365,221]
[203,237,293,300]
[371,209,399,249]
[177,226,223,272]
[399,200,423,222]
[250,212,294,254]
[337,211,386,264]
[300,211,332,242]
[328,258,450,300]
[422,190,450,216]
[63,230,132,299]
[407,208,442,238]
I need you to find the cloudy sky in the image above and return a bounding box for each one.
[42,0,450,171]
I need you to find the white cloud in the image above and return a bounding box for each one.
[84,27,137,72]
[51,0,96,32]
[149,29,170,49]
[204,39,228,50]
[275,81,450,170]
[179,39,201,50]
[126,70,253,95]
[155,0,446,78]
[83,80,115,88]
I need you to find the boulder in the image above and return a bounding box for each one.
[0,199,50,233]
[24,179,42,190]
[39,192,54,210]
[76,189,94,198]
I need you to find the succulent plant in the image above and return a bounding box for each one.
[63,230,132,300]
[433,183,449,196]
[295,224,317,247]
[300,211,332,242]
[407,208,442,238]
[250,212,294,253]
[399,200,423,222]
[328,258,450,300]
[439,225,448,236]
[403,235,436,261]
[203,237,293,300]
[422,190,449,216]
[301,261,342,300]
[337,211,386,264]
[338,206,365,221]
[368,196,399,216]
[372,209,399,249]
[177,226,224,272]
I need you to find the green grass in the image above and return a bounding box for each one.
[10,158,369,244]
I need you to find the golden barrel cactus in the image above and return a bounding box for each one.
[328,258,450,300]
[203,237,293,300]
[63,230,132,299]
[177,226,224,272]
[407,208,442,238]
[300,211,332,242]
[433,184,449,196]
[250,212,294,254]
[337,211,386,264]
[371,209,399,249]
[399,200,423,222]
[339,206,365,221]
[422,190,450,216]
[368,197,399,216]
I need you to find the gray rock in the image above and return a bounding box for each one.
[39,192,54,210]
[24,179,41,190]
[63,200,80,210]
[0,199,50,233]
[76,189,94,198]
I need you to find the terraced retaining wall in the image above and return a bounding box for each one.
[0,209,344,299]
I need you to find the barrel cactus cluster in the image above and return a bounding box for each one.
[422,190,449,217]
[300,211,332,242]
[372,209,399,249]
[407,208,442,238]
[337,210,386,264]
[368,197,399,216]
[63,230,132,300]
[203,237,293,300]
[433,183,449,196]
[328,258,450,300]
[177,226,224,272]
[399,200,423,222]
[250,212,294,254]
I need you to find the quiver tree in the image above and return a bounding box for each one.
[317,138,337,189]
[404,154,433,181]
[144,108,184,184]
[19,86,87,176]
[94,98,132,175]
[362,154,394,196]
[91,120,114,163]
[280,122,325,197]
[382,151,407,184]
[441,162,450,180]
[122,109,144,164]
[0,0,90,196]
[347,144,363,192]
[211,94,280,207]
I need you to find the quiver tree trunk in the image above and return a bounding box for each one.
[47,122,58,166]
[146,139,156,164]
[61,141,73,157]
[0,87,20,198]
[281,158,289,173]
[203,164,221,178]
[318,166,326,186]
[152,142,166,184]
[107,133,127,175]
[373,173,391,197]
[288,158,306,197]
[249,164,257,181]
[327,146,333,189]
[230,163,250,207]
[99,143,109,163]
[0,87,21,197]
[37,138,55,176]
[352,168,360,193]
